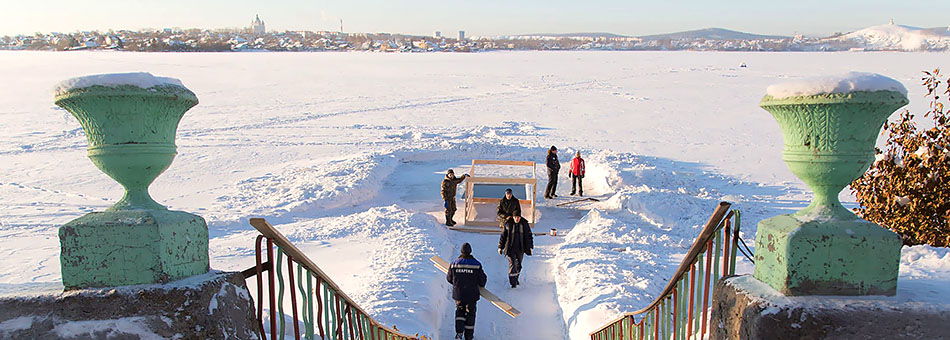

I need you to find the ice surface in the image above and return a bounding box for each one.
[765,72,907,99]
[52,72,186,96]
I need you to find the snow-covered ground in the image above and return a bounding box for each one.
[1,51,949,339]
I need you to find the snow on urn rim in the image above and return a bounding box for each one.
[765,72,907,100]
[53,72,188,96]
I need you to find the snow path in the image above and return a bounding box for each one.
[379,154,582,339]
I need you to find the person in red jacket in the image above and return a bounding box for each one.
[568,151,585,196]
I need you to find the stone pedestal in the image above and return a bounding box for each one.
[754,215,901,296]
[710,275,950,340]
[0,271,258,340]
[60,210,210,290]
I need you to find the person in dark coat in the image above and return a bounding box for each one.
[544,146,560,199]
[496,188,521,226]
[569,151,586,196]
[446,242,487,340]
[441,169,469,226]
[498,211,533,288]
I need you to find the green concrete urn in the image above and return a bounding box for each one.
[753,72,907,296]
[54,73,209,289]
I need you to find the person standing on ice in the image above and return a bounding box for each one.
[498,211,533,288]
[568,151,585,196]
[544,145,560,199]
[496,188,521,226]
[447,242,487,340]
[441,169,469,226]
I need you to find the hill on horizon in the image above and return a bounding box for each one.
[638,27,789,41]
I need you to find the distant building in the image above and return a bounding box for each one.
[435,31,441,38]
[458,30,465,41]
[252,15,266,35]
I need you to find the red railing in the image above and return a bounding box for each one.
[589,202,742,340]
[244,218,422,340]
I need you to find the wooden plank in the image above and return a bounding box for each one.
[447,225,502,234]
[555,197,600,207]
[472,159,535,167]
[449,225,550,236]
[430,256,521,318]
[468,177,538,185]
[472,197,502,203]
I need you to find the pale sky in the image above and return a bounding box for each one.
[2,0,948,37]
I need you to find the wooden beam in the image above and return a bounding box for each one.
[472,159,535,167]
[468,177,537,185]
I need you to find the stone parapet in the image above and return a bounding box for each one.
[0,271,257,339]
[711,275,950,340]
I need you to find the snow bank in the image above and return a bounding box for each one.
[765,72,907,99]
[52,317,166,340]
[554,154,727,339]
[213,153,399,221]
[52,72,186,96]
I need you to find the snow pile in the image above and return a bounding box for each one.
[766,72,907,99]
[554,156,729,339]
[213,153,399,221]
[897,245,950,305]
[52,72,187,96]
[840,23,950,51]
[51,317,165,340]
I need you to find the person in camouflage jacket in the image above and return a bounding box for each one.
[441,169,468,226]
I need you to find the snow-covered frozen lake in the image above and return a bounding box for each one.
[1,50,948,339]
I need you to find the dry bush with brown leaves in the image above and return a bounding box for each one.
[850,69,950,247]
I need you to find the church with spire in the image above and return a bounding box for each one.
[251,15,265,35]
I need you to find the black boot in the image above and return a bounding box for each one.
[446,215,454,226]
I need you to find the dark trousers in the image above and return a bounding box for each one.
[507,252,524,286]
[455,300,477,339]
[545,170,558,197]
[571,175,583,196]
[445,199,457,222]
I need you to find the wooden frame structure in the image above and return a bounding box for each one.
[462,159,537,229]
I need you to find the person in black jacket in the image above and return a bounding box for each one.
[498,211,534,288]
[447,243,487,340]
[496,188,521,227]
[544,145,560,199]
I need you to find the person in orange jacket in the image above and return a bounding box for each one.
[568,151,585,196]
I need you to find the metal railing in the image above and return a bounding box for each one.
[589,202,741,340]
[245,218,422,340]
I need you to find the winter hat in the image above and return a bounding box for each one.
[461,242,472,255]
[550,145,557,151]
[447,169,454,174]
[513,210,521,217]
[505,188,512,194]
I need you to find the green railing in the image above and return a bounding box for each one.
[589,202,741,340]
[246,218,422,340]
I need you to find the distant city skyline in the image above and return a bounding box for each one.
[2,0,948,37]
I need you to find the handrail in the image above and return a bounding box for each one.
[633,203,731,314]
[589,202,741,340]
[247,218,421,340]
